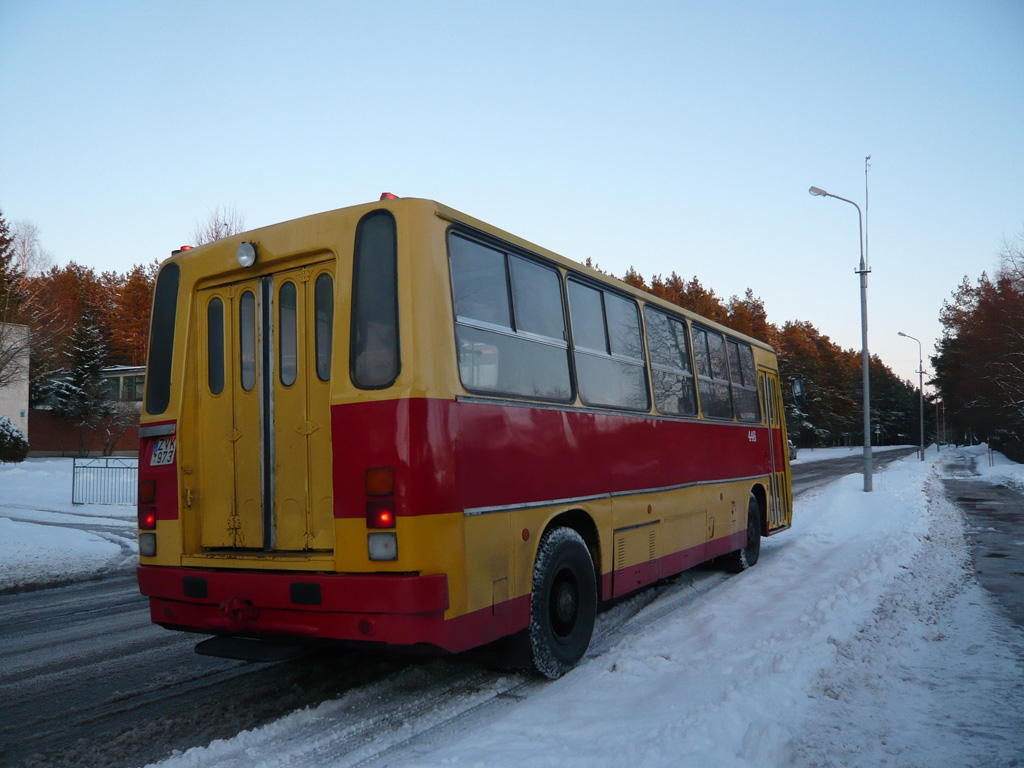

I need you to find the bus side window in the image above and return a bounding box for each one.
[449,233,572,402]
[693,326,733,419]
[568,280,649,412]
[728,339,760,422]
[644,307,696,416]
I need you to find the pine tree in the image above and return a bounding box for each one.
[47,315,110,455]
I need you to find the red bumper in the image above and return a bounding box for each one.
[135,566,472,650]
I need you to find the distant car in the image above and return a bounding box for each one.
[788,441,798,460]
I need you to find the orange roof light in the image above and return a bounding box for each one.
[380,192,399,200]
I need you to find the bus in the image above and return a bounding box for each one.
[136,196,792,678]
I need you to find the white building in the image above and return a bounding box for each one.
[0,322,30,436]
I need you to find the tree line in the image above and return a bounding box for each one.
[1,206,159,452]
[615,266,923,448]
[931,230,1024,458]
[3,204,1020,456]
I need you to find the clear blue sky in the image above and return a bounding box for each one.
[2,0,1021,387]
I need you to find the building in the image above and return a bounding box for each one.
[0,322,30,437]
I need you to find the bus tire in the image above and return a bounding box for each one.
[723,494,761,573]
[527,527,597,679]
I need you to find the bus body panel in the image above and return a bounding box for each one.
[137,197,793,654]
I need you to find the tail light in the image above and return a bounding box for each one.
[366,501,395,529]
[365,468,394,497]
[365,466,397,559]
[139,506,157,530]
[365,468,396,528]
[138,479,157,530]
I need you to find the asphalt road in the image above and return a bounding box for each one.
[0,447,968,767]
[942,451,1024,631]
[790,446,921,496]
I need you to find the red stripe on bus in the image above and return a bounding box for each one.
[331,398,775,519]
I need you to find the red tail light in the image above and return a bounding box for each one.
[138,479,157,529]
[139,506,157,530]
[366,501,396,529]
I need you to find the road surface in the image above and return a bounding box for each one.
[0,447,933,767]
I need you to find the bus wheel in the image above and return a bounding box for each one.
[724,494,761,573]
[527,527,597,679]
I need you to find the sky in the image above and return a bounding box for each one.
[2,1,1022,386]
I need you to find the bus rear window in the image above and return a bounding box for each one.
[145,263,180,415]
[207,297,224,395]
[351,210,399,389]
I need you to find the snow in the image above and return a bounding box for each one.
[0,458,137,592]
[2,450,1023,766]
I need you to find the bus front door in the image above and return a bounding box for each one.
[761,372,793,532]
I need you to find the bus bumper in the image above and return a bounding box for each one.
[136,565,466,651]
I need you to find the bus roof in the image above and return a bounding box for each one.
[165,196,774,354]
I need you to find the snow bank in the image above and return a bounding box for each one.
[0,458,136,592]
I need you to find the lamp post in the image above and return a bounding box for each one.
[897,331,925,461]
[809,184,873,491]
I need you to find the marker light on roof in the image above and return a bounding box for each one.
[380,192,398,200]
[237,242,257,268]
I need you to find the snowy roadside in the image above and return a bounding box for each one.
[146,446,1024,768]
[789,444,915,465]
[0,446,917,594]
[0,458,137,593]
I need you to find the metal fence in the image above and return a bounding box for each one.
[72,457,139,505]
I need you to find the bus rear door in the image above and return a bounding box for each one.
[195,262,335,552]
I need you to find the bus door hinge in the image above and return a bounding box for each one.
[296,421,320,436]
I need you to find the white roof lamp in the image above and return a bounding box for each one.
[236,241,257,268]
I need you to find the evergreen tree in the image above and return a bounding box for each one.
[46,315,110,455]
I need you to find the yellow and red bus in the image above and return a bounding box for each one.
[136,196,792,678]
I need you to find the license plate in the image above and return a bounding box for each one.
[151,436,177,467]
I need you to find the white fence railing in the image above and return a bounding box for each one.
[72,457,139,505]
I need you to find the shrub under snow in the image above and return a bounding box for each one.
[0,415,29,463]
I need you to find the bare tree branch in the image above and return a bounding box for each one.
[190,204,247,245]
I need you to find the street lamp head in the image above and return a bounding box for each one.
[808,186,829,197]
[898,331,907,338]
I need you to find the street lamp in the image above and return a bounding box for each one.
[897,331,925,461]
[809,184,873,491]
